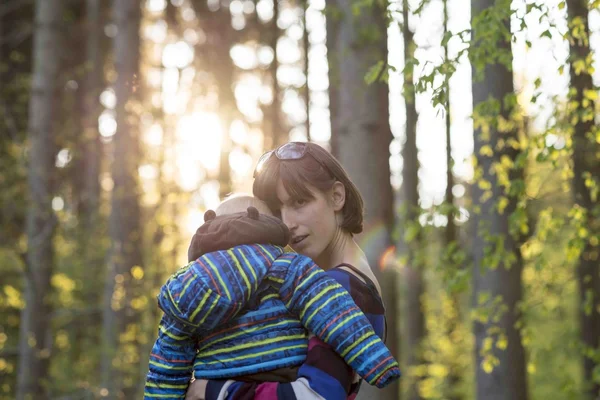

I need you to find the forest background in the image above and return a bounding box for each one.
[1,0,599,399]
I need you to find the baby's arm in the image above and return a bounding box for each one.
[269,254,399,388]
[144,315,196,399]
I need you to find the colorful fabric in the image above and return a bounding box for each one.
[203,266,391,400]
[144,247,400,399]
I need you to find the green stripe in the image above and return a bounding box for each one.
[205,256,232,300]
[149,360,190,371]
[189,289,212,322]
[200,333,306,357]
[198,319,299,352]
[196,344,306,366]
[228,249,251,300]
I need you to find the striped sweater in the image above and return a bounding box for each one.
[200,265,391,400]
[144,244,399,399]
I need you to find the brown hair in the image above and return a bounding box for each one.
[252,142,364,234]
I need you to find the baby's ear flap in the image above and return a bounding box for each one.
[247,206,259,220]
[204,210,216,222]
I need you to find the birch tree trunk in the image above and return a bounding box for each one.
[16,0,64,398]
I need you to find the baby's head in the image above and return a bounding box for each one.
[215,194,273,217]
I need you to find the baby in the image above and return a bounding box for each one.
[144,195,400,399]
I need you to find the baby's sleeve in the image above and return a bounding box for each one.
[274,254,400,388]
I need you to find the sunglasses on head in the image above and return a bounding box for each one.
[253,142,328,178]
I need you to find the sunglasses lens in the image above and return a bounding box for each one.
[254,151,274,177]
[275,142,307,160]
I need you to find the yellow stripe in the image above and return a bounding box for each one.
[144,394,187,398]
[298,285,337,320]
[294,268,320,294]
[347,336,378,364]
[196,344,307,366]
[371,361,399,383]
[237,248,258,291]
[198,319,299,352]
[256,244,275,261]
[340,331,374,357]
[205,256,231,300]
[189,289,212,322]
[179,272,197,300]
[149,360,190,371]
[279,259,292,264]
[166,289,182,315]
[267,276,284,284]
[325,312,365,343]
[228,249,251,300]
[306,292,349,327]
[146,382,189,389]
[198,295,220,325]
[159,325,187,341]
[261,293,278,302]
[200,333,306,357]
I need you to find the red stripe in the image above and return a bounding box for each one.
[151,352,194,364]
[318,306,359,337]
[366,356,394,381]
[197,258,222,296]
[251,244,271,265]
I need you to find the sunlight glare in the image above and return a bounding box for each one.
[230,120,248,145]
[163,41,194,69]
[99,110,117,138]
[147,0,167,13]
[256,0,274,22]
[176,113,223,190]
[257,46,274,66]
[100,89,116,109]
[144,123,163,146]
[231,45,258,70]
[229,147,253,177]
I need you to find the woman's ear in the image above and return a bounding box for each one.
[331,181,346,212]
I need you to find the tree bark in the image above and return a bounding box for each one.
[101,1,143,397]
[16,0,64,398]
[566,1,600,398]
[401,2,425,400]
[325,0,339,156]
[303,0,311,142]
[471,1,528,400]
[330,1,399,399]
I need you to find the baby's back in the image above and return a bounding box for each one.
[193,285,309,379]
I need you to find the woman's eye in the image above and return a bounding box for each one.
[294,199,306,207]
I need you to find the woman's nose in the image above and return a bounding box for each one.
[281,209,298,231]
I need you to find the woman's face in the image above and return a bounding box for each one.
[276,179,339,262]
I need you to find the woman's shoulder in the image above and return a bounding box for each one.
[328,262,383,306]
[332,259,382,296]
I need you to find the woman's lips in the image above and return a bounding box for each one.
[291,235,308,245]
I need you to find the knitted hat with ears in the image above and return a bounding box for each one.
[187,206,290,262]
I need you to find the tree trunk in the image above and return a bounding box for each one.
[325,0,339,155]
[101,1,143,397]
[16,0,64,398]
[566,1,600,398]
[303,0,311,142]
[401,2,426,400]
[331,1,399,399]
[442,1,462,398]
[471,1,528,400]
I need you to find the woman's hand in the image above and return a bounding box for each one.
[185,379,208,400]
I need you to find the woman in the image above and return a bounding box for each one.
[187,142,390,399]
